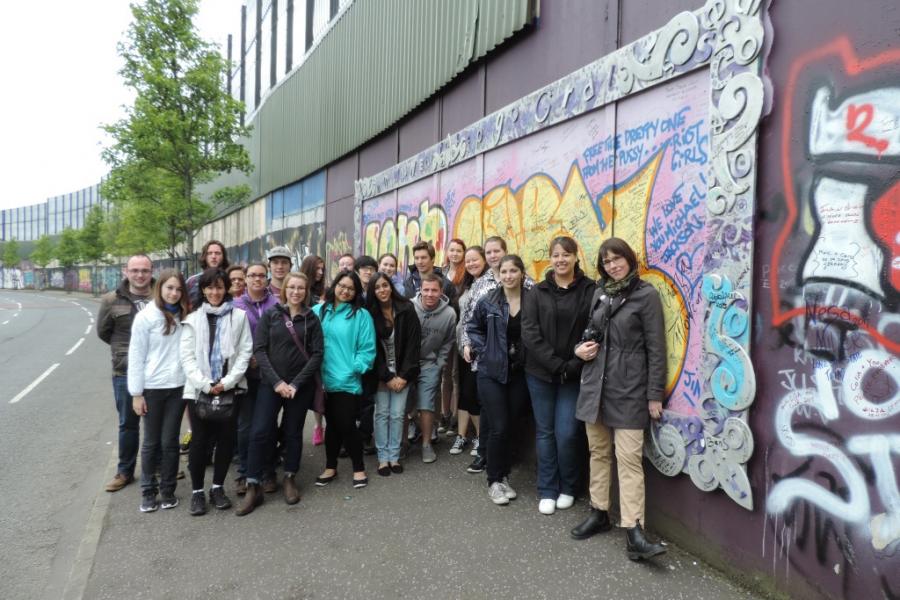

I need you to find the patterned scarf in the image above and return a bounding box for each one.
[602,269,638,297]
[194,302,235,382]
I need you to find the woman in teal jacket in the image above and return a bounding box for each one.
[313,270,376,488]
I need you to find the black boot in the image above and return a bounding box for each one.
[570,508,612,540]
[625,521,666,560]
[235,483,264,516]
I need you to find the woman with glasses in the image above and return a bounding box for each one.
[313,271,376,489]
[570,237,667,561]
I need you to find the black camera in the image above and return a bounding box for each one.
[581,325,603,344]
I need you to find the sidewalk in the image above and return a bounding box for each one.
[82,433,762,600]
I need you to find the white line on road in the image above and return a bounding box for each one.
[65,338,85,356]
[84,324,92,335]
[2,320,8,325]
[9,363,60,404]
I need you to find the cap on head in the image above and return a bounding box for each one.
[267,246,292,262]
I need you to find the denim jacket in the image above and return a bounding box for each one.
[466,287,528,384]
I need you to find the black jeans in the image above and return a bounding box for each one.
[247,384,311,483]
[140,387,185,495]
[325,392,364,472]
[235,378,259,478]
[187,400,237,490]
[477,371,529,485]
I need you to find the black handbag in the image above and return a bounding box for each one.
[194,388,238,421]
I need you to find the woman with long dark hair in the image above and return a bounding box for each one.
[313,271,376,488]
[129,269,189,512]
[450,246,487,457]
[570,237,667,560]
[523,236,596,515]
[236,272,324,515]
[365,272,421,475]
[466,255,531,506]
[180,268,253,515]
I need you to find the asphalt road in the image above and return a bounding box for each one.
[0,290,114,600]
[1,289,763,600]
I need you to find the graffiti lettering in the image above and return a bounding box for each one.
[845,103,890,155]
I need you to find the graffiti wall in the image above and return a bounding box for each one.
[358,2,765,510]
[759,34,900,598]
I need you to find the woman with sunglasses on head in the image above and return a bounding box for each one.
[129,269,189,513]
[570,237,667,561]
[226,265,247,298]
[180,269,253,515]
[236,272,324,515]
[523,236,596,515]
[466,255,531,507]
[450,246,487,457]
[365,272,421,475]
[313,271,376,489]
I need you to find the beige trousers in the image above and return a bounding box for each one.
[584,421,645,528]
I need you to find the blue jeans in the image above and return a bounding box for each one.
[374,384,409,462]
[112,375,140,477]
[140,387,185,495]
[235,378,259,478]
[526,375,582,499]
[247,384,310,483]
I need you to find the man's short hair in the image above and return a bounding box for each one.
[355,255,378,271]
[412,240,435,259]
[420,272,442,286]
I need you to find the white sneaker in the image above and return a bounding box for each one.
[556,494,575,510]
[469,438,480,457]
[449,435,466,455]
[539,498,556,515]
[500,477,517,500]
[489,482,510,505]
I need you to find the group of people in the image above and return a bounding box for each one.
[98,232,668,560]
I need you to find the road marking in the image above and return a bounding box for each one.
[84,324,92,335]
[9,363,60,404]
[65,338,85,356]
[2,320,8,325]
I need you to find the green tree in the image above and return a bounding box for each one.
[2,238,20,269]
[30,235,55,290]
[55,228,82,291]
[79,206,108,296]
[101,0,251,268]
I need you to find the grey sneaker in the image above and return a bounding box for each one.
[500,477,517,500]
[470,438,480,457]
[422,444,437,463]
[140,493,159,513]
[489,482,510,505]
[160,493,179,509]
[449,435,466,455]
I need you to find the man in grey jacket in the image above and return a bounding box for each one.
[97,254,154,492]
[412,274,456,463]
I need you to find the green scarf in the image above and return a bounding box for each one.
[602,269,638,297]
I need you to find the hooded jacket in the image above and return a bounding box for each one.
[180,305,254,400]
[522,268,597,383]
[254,303,324,391]
[412,293,456,370]
[465,286,530,384]
[97,278,153,376]
[459,268,535,351]
[313,301,376,395]
[127,303,186,396]
[402,265,458,306]
[365,299,421,394]
[575,278,667,429]
[233,287,279,337]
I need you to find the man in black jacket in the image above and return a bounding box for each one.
[402,241,457,305]
[97,254,154,492]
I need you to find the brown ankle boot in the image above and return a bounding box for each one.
[235,483,263,516]
[283,474,301,505]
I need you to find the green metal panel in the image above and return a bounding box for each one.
[252,0,537,199]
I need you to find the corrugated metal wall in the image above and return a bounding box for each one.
[253,0,537,199]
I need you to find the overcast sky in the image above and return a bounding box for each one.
[0,0,245,210]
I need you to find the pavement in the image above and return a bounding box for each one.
[1,289,764,600]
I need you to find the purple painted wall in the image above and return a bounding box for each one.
[313,2,900,597]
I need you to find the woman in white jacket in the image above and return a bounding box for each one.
[180,268,253,516]
[129,269,189,513]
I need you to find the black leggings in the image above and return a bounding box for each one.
[325,392,364,472]
[457,358,481,416]
[477,371,529,485]
[187,401,237,490]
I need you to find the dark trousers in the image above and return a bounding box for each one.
[247,385,311,482]
[457,359,481,416]
[235,378,259,478]
[140,387,185,495]
[358,393,375,438]
[325,392,364,472]
[477,371,529,485]
[187,401,237,490]
[112,375,140,477]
